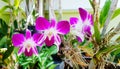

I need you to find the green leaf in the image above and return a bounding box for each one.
[111,48,120,56]
[47,45,57,55]
[96,45,120,60]
[116,36,120,42]
[0,19,8,35]
[21,62,30,66]
[112,8,120,19]
[0,12,10,24]
[99,0,111,26]
[94,21,101,43]
[2,46,14,61]
[0,36,7,47]
[48,64,57,69]
[1,0,10,4]
[46,61,54,68]
[13,20,18,29]
[0,6,12,13]
[14,0,22,8]
[89,0,94,10]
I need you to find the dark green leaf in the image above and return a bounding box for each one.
[10,25,14,37]
[99,0,111,26]
[111,48,120,56]
[0,36,7,47]
[0,19,8,35]
[13,20,18,29]
[2,46,14,61]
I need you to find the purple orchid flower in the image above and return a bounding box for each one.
[12,29,43,56]
[70,8,93,42]
[35,17,70,47]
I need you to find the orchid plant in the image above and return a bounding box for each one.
[12,8,92,57]
[0,0,120,69]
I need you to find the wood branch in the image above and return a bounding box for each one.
[101,0,118,38]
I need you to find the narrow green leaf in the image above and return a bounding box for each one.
[94,21,101,43]
[111,48,120,56]
[13,20,18,29]
[21,62,30,66]
[89,0,94,10]
[0,6,11,13]
[112,8,120,19]
[99,0,111,26]
[47,45,57,55]
[2,46,14,61]
[1,0,10,4]
[46,61,54,68]
[48,64,57,69]
[116,36,120,42]
[96,45,120,60]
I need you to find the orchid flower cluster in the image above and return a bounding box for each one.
[12,8,93,56]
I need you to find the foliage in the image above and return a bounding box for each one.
[18,45,57,69]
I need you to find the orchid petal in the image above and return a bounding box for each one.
[25,48,33,56]
[37,34,46,46]
[33,33,44,46]
[12,34,25,46]
[45,36,54,46]
[18,47,25,56]
[32,47,38,56]
[50,19,56,28]
[79,8,88,22]
[88,14,93,25]
[70,17,78,26]
[76,33,84,42]
[26,29,31,39]
[57,21,70,35]
[35,17,50,30]
[54,34,61,46]
[83,25,92,36]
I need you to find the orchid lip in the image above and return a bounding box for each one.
[44,28,57,40]
[23,38,36,52]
